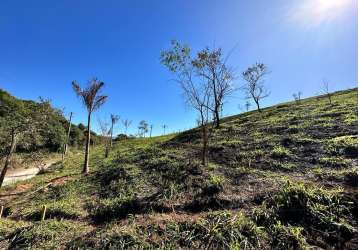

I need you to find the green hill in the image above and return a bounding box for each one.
[0,88,357,249]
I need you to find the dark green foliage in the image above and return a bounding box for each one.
[0,89,97,154]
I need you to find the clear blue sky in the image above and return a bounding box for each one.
[1,0,357,136]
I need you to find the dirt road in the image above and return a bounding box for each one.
[2,161,57,186]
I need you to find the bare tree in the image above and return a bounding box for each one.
[321,80,333,105]
[192,47,236,128]
[110,114,120,148]
[138,120,149,137]
[293,91,303,105]
[62,112,73,162]
[122,119,132,136]
[161,40,213,166]
[98,118,111,158]
[242,63,270,112]
[72,78,107,174]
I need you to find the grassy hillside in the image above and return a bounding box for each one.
[0,88,357,249]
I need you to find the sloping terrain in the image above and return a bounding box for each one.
[0,88,357,249]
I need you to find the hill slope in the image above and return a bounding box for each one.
[0,88,357,249]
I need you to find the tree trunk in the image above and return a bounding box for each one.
[105,139,109,158]
[255,100,261,112]
[214,106,220,128]
[201,123,208,166]
[62,112,73,161]
[110,122,114,148]
[212,76,220,128]
[0,130,17,188]
[83,113,91,174]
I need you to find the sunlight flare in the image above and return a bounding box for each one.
[289,0,355,28]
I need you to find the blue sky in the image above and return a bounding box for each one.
[0,0,357,136]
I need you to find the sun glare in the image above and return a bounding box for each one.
[290,0,354,28]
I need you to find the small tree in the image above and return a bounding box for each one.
[243,63,270,112]
[122,119,132,136]
[293,91,303,105]
[149,124,153,137]
[192,47,236,128]
[109,114,120,148]
[72,78,107,174]
[321,80,333,105]
[138,120,149,137]
[98,118,111,158]
[161,40,213,166]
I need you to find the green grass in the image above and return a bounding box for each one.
[1,88,358,249]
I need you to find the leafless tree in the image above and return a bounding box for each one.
[72,78,107,174]
[62,112,73,162]
[110,114,120,148]
[293,91,303,105]
[161,40,213,166]
[98,118,111,158]
[192,47,236,128]
[242,63,270,112]
[122,119,132,136]
[321,80,333,105]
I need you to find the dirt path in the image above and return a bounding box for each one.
[3,160,58,186]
